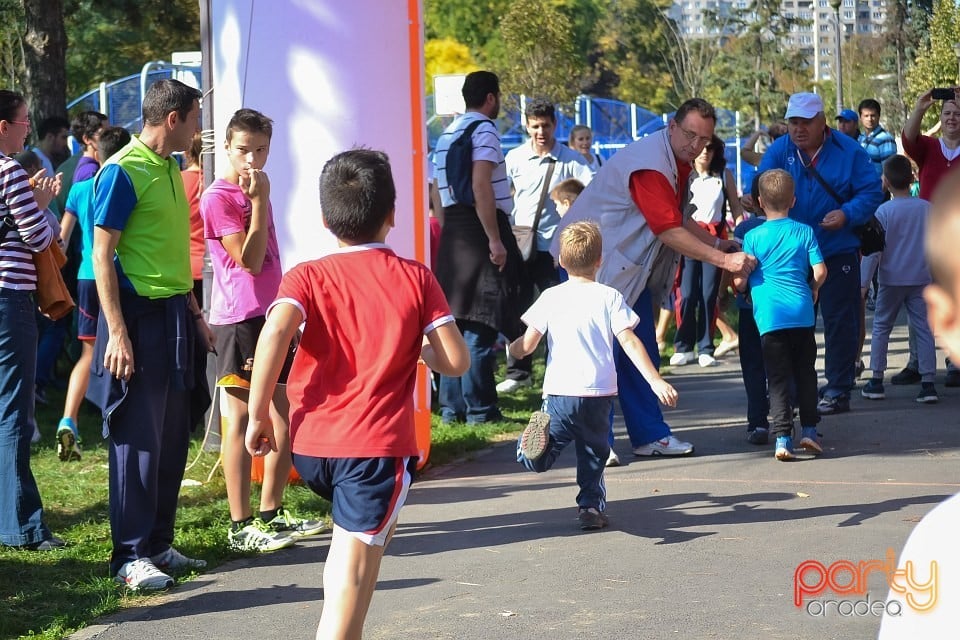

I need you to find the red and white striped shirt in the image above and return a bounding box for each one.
[0,153,53,290]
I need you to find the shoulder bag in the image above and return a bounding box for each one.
[512,159,556,262]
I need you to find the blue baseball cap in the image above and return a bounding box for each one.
[835,109,859,122]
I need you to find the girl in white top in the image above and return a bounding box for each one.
[670,136,744,367]
[569,125,602,175]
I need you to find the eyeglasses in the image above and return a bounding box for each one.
[675,122,712,147]
[6,119,29,127]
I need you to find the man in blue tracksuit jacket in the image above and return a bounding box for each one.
[754,92,883,414]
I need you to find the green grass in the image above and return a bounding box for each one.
[1,352,541,640]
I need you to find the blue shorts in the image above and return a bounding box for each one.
[292,454,415,546]
[76,279,100,341]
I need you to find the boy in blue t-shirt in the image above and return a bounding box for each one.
[735,169,827,460]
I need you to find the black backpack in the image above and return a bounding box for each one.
[445,118,488,206]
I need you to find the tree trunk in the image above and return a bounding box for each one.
[21,0,67,124]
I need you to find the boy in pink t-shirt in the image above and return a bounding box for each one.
[200,108,324,553]
[245,149,469,639]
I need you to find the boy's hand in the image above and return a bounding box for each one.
[651,379,678,408]
[246,414,278,457]
[239,168,270,202]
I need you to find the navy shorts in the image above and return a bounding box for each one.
[292,454,415,546]
[76,279,100,341]
[212,316,297,387]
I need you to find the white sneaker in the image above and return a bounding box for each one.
[669,352,695,366]
[115,558,174,590]
[698,353,717,367]
[633,435,695,457]
[228,518,295,552]
[496,378,532,394]
[605,449,621,467]
[150,546,207,571]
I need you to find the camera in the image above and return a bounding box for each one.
[932,87,956,101]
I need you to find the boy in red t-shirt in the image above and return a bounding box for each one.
[245,148,469,639]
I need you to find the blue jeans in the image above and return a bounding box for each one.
[674,257,722,355]
[0,290,51,546]
[612,288,671,447]
[439,320,500,423]
[818,252,860,399]
[738,307,769,429]
[517,395,611,511]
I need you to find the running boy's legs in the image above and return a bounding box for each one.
[318,523,395,640]
[295,456,414,640]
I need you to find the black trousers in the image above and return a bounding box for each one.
[505,250,559,380]
[760,327,820,437]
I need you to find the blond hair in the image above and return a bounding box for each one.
[559,220,602,276]
[757,169,795,213]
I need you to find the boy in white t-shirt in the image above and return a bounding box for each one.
[509,221,678,530]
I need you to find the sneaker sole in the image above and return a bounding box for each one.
[799,437,823,455]
[114,575,174,590]
[57,429,80,462]
[519,411,551,460]
[578,515,609,530]
[604,456,621,468]
[228,538,296,553]
[632,446,694,457]
[775,449,796,461]
[281,523,331,538]
[916,396,939,404]
[860,391,885,400]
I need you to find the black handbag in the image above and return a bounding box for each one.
[798,151,885,256]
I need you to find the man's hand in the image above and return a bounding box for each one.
[739,194,757,213]
[196,316,216,353]
[722,251,757,276]
[239,168,270,202]
[820,209,846,231]
[104,329,135,380]
[488,238,506,271]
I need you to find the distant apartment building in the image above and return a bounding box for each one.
[668,0,887,81]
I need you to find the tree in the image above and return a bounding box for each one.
[704,0,808,129]
[22,0,67,123]
[905,0,960,129]
[498,0,582,102]
[588,0,677,111]
[424,37,479,93]
[883,0,931,127]
[424,0,511,71]
[64,0,200,99]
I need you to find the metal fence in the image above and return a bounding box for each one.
[71,66,757,192]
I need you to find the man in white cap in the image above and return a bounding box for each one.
[746,92,882,415]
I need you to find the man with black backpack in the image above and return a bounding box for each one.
[432,70,522,425]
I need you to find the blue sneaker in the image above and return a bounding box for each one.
[775,436,795,461]
[56,418,81,462]
[799,427,822,455]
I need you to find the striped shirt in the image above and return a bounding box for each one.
[858,127,897,176]
[433,112,513,212]
[0,153,53,290]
